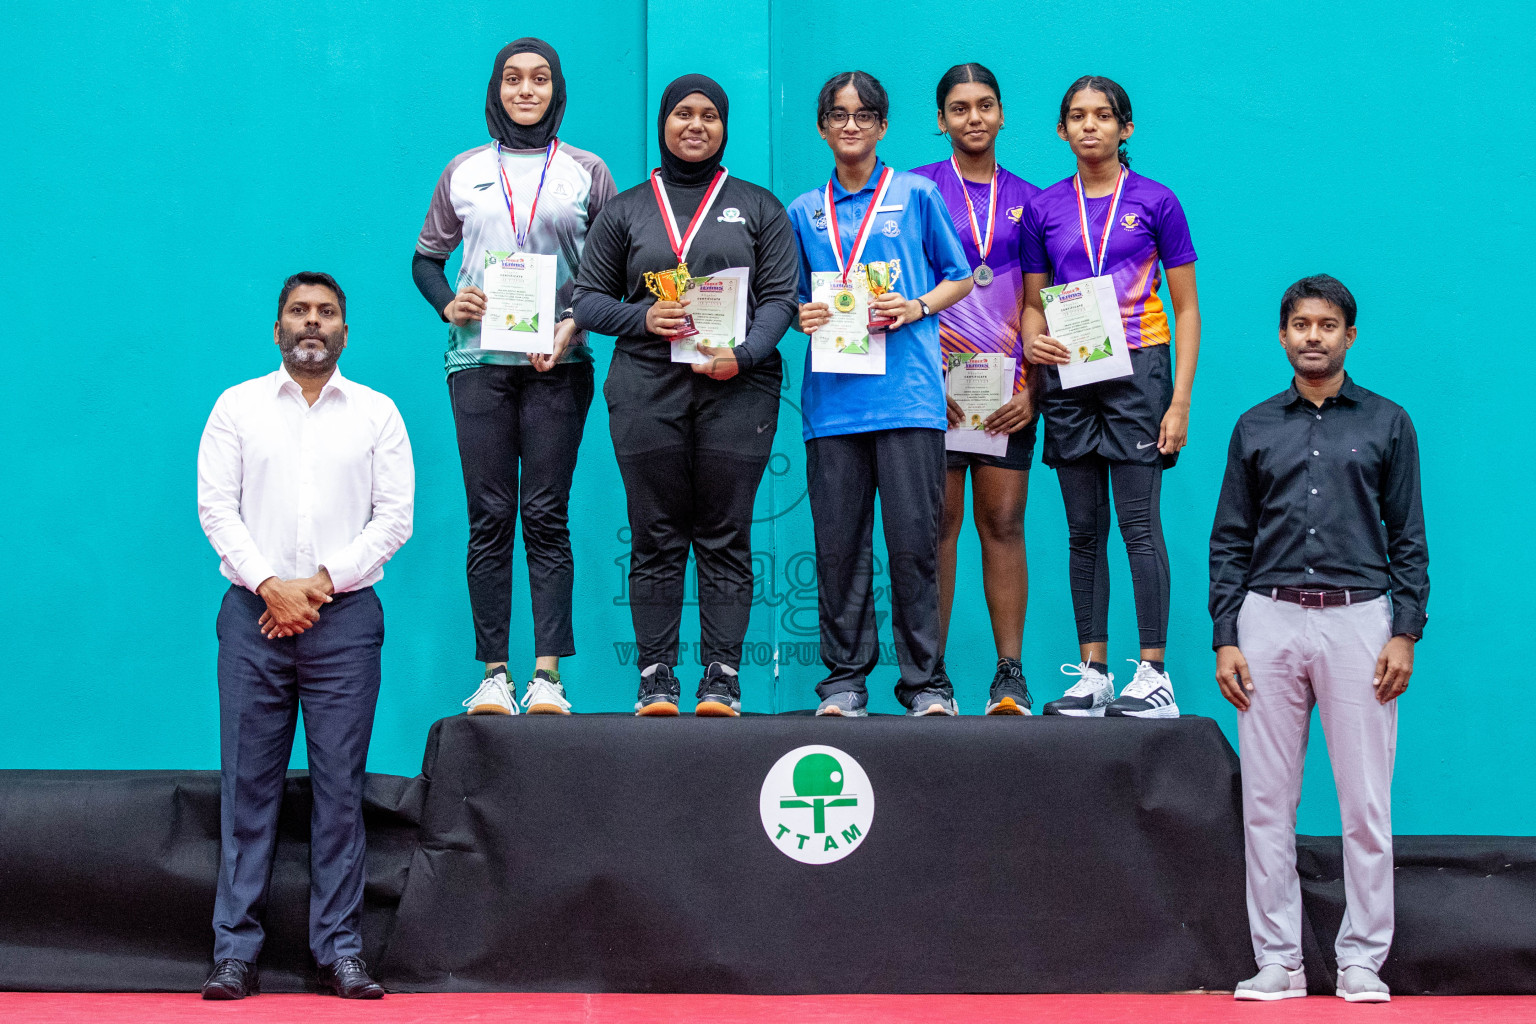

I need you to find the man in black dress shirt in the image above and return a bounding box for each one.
[1210,275,1428,1003]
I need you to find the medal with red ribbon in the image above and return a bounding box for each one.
[823,166,894,313]
[950,156,998,286]
[1073,166,1128,279]
[644,167,730,338]
[495,139,559,253]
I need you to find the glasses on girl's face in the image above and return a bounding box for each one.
[824,110,880,129]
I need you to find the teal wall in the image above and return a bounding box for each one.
[2,1,1531,836]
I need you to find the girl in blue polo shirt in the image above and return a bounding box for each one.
[788,70,974,717]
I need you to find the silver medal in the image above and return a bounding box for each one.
[974,264,994,286]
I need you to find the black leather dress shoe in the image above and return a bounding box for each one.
[202,958,258,1000]
[319,955,384,999]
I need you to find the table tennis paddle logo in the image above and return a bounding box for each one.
[759,745,874,864]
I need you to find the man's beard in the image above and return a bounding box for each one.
[1290,344,1346,382]
[278,324,344,373]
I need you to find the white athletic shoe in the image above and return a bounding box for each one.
[1234,964,1307,1001]
[1336,965,1390,1002]
[1106,660,1180,718]
[1042,663,1115,716]
[463,674,517,716]
[522,671,572,715]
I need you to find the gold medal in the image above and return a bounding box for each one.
[975,264,994,287]
[833,288,856,314]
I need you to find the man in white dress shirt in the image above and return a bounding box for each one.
[196,272,413,1000]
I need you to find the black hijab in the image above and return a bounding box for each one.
[484,38,566,150]
[657,74,729,187]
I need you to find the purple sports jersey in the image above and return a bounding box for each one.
[1020,170,1196,349]
[912,161,1039,394]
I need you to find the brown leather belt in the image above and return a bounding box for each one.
[1265,587,1385,609]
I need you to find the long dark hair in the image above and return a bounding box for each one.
[817,71,888,125]
[935,62,1001,111]
[1057,75,1132,167]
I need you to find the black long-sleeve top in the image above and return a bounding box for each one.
[1209,375,1429,648]
[571,175,799,372]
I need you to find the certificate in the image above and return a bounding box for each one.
[1041,275,1132,388]
[945,353,1013,456]
[480,250,557,355]
[809,270,886,375]
[672,266,749,364]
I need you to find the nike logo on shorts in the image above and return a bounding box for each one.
[1136,441,1157,449]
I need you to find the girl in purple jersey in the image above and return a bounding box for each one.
[911,64,1041,716]
[1020,75,1203,719]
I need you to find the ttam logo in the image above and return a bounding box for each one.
[759,745,874,865]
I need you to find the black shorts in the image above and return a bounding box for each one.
[1040,344,1177,469]
[946,414,1038,472]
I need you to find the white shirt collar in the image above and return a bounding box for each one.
[274,363,351,400]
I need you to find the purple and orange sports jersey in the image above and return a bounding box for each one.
[1020,170,1196,349]
[912,160,1040,394]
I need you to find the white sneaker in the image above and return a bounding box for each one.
[1234,964,1306,1001]
[1336,965,1390,1002]
[1106,660,1180,718]
[522,672,572,715]
[1042,663,1115,716]
[462,674,517,716]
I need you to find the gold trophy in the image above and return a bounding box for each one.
[864,259,902,331]
[643,262,699,338]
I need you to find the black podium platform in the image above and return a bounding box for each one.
[377,714,1253,993]
[3,715,1534,995]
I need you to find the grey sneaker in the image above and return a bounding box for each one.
[1234,964,1306,1001]
[695,662,741,717]
[635,663,681,716]
[1337,965,1390,1002]
[907,688,958,716]
[815,691,868,717]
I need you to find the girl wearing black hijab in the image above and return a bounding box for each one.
[573,74,800,717]
[414,39,617,718]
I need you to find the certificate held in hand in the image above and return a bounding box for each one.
[1041,275,1132,388]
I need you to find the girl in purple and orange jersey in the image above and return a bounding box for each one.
[911,63,1041,716]
[1020,75,1202,719]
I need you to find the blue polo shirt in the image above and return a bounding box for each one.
[787,158,972,440]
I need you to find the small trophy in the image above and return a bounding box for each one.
[643,263,699,338]
[864,259,902,331]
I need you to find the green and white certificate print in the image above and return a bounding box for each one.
[481,250,558,355]
[672,266,749,364]
[1041,275,1132,388]
[809,270,886,375]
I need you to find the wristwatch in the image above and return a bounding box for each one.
[557,306,575,323]
[917,298,932,319]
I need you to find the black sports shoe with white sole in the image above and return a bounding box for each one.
[1042,662,1116,716]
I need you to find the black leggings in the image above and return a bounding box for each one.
[1056,457,1169,648]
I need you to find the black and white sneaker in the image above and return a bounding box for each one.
[634,663,681,716]
[985,657,1033,715]
[1105,660,1180,718]
[695,662,741,717]
[1042,662,1115,716]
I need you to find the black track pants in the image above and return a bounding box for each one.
[606,350,781,670]
[449,362,594,663]
[806,427,946,708]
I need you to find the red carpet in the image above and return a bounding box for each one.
[0,993,1532,1023]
